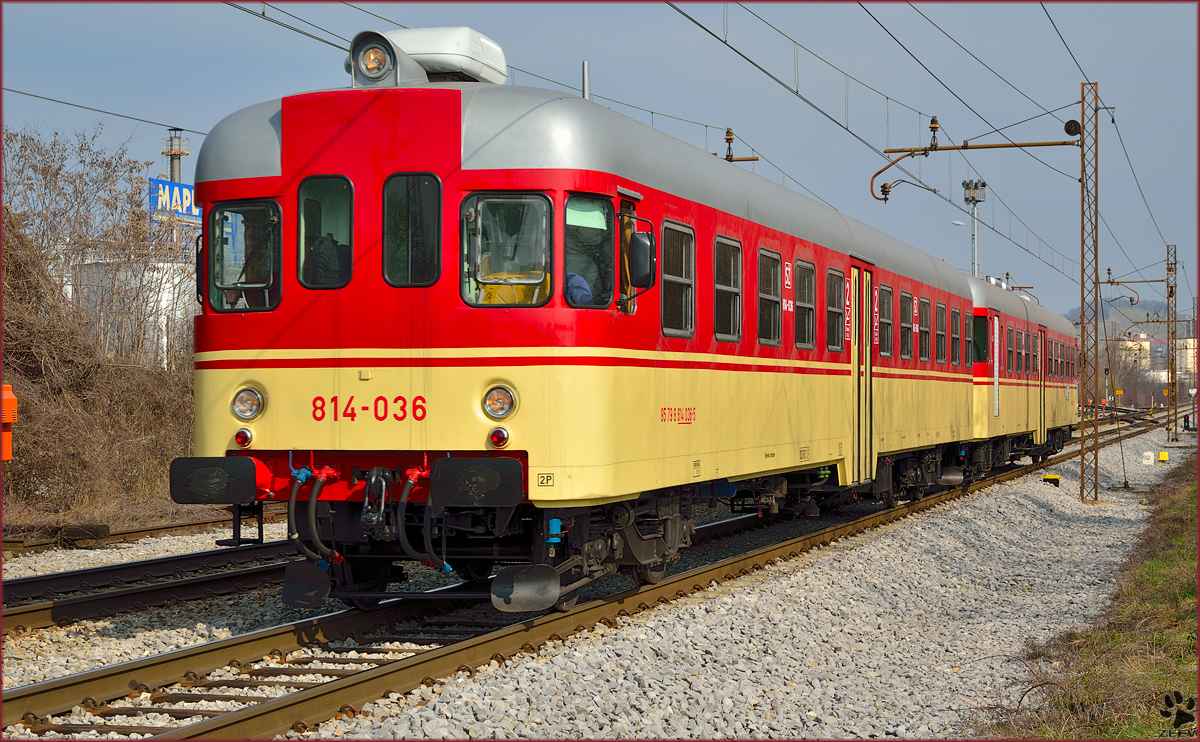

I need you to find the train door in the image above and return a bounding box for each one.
[992,312,1001,417]
[850,264,874,484]
[1037,329,1047,443]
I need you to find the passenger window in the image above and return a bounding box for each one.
[661,222,695,337]
[461,193,551,306]
[899,292,913,360]
[563,195,615,308]
[758,250,782,346]
[826,269,845,352]
[714,237,742,342]
[918,298,931,362]
[1016,330,1024,374]
[935,303,946,364]
[964,312,973,367]
[1033,333,1040,376]
[210,200,281,312]
[795,261,816,349]
[298,177,353,289]
[1024,331,1031,373]
[950,307,960,366]
[878,285,893,357]
[383,173,440,287]
[1007,327,1014,373]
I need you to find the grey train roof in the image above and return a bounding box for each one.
[967,276,1076,337]
[198,81,1080,325]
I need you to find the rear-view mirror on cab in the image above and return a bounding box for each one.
[629,231,656,289]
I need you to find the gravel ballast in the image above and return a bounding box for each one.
[287,430,1188,739]
[2,428,1186,739]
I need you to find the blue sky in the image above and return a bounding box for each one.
[3,3,1195,314]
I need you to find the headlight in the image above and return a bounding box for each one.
[483,386,515,419]
[232,388,263,420]
[359,44,390,78]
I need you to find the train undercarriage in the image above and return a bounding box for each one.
[272,426,1070,612]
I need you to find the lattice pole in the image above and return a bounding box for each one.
[1079,82,1101,502]
[1167,244,1178,441]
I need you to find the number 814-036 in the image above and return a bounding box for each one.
[311,395,426,422]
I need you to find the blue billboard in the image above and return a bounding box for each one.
[149,178,202,227]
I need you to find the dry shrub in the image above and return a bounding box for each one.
[2,125,221,533]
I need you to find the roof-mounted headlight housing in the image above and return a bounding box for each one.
[346,30,429,89]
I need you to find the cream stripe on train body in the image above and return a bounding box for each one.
[197,348,992,508]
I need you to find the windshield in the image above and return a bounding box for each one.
[210,201,281,311]
[461,194,551,306]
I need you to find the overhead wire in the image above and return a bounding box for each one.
[262,2,351,43]
[2,87,208,136]
[909,4,1068,125]
[858,3,1076,182]
[1040,3,1180,293]
[334,1,835,208]
[223,2,349,51]
[668,1,1079,283]
[964,103,1076,144]
[1040,4,1090,82]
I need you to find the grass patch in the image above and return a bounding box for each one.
[981,456,1197,738]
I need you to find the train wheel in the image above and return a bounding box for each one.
[633,562,666,586]
[454,561,495,585]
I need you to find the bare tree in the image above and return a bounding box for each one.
[3,124,206,532]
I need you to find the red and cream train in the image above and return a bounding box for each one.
[170,27,1079,611]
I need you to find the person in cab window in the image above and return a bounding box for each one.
[564,196,614,308]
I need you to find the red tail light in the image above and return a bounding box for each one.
[235,428,253,447]
[489,427,509,448]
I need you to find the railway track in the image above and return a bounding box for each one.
[3,415,1167,739]
[2,506,290,556]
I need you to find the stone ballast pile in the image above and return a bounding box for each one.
[294,431,1185,739]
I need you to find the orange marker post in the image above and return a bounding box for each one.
[2,384,17,461]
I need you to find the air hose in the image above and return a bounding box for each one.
[307,476,338,561]
[423,499,451,574]
[287,478,321,561]
[394,477,429,563]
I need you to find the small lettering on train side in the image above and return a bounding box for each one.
[537,473,554,487]
[660,407,696,424]
[872,285,880,346]
[844,280,852,342]
[311,395,427,422]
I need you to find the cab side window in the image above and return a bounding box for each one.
[299,176,353,289]
[564,195,615,308]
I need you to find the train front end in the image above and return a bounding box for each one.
[172,28,626,612]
